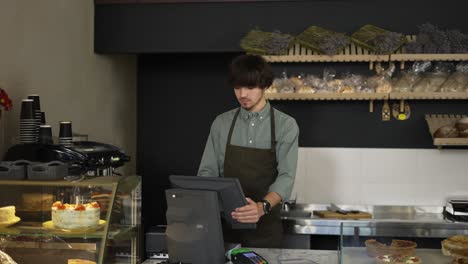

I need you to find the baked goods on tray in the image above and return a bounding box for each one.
[68,259,96,264]
[442,235,468,259]
[375,255,421,264]
[51,201,100,229]
[365,239,417,257]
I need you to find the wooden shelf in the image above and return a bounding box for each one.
[265,92,388,101]
[266,92,468,101]
[263,35,468,63]
[425,114,468,147]
[389,92,468,100]
[263,43,390,63]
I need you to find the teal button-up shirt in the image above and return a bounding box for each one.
[197,102,299,200]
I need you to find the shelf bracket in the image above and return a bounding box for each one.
[400,61,405,70]
[369,100,374,113]
[376,62,382,75]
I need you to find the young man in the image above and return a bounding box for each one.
[197,54,299,248]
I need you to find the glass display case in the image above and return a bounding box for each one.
[0,175,141,264]
[339,221,468,264]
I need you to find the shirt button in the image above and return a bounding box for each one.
[260,116,263,119]
[251,123,255,127]
[249,140,253,144]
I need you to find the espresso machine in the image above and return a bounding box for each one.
[3,141,130,176]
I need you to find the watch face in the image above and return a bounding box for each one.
[263,201,271,213]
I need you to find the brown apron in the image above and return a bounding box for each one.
[223,106,283,248]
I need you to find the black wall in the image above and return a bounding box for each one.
[95,0,468,227]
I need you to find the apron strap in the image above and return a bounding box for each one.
[226,108,241,147]
[270,106,276,152]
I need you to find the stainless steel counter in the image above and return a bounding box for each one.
[282,204,468,237]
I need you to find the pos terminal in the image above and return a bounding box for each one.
[166,175,267,264]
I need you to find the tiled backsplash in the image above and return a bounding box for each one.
[291,148,468,206]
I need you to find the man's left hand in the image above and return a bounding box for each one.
[231,197,264,223]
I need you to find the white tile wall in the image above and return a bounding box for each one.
[291,148,468,206]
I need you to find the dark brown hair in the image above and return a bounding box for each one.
[228,55,274,89]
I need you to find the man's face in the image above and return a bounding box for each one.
[234,86,265,111]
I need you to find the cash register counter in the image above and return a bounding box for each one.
[142,248,338,264]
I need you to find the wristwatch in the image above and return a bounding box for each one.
[261,200,271,215]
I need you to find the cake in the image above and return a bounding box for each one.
[375,255,421,264]
[68,259,96,264]
[22,193,54,211]
[365,239,417,257]
[51,201,100,229]
[0,206,17,223]
[442,235,468,259]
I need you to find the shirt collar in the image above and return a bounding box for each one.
[240,101,270,121]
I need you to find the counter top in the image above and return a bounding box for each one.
[142,247,456,264]
[282,204,468,237]
[142,248,338,264]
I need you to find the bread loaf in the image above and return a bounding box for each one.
[434,125,459,138]
[456,117,468,131]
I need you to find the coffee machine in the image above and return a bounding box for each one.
[3,141,130,176]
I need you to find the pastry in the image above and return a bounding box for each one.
[265,86,278,94]
[456,117,468,131]
[442,235,468,259]
[296,86,316,94]
[376,83,392,93]
[0,206,17,223]
[52,201,100,229]
[68,259,96,264]
[22,193,53,211]
[433,125,459,138]
[375,255,421,264]
[338,86,355,94]
[459,129,468,138]
[453,258,468,264]
[365,239,417,257]
[289,76,304,87]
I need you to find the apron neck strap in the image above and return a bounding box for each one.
[227,108,241,146]
[270,106,276,152]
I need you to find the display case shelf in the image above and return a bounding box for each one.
[425,114,468,147]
